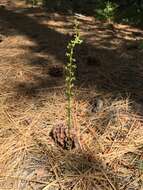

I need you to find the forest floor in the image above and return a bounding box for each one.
[0,0,143,190]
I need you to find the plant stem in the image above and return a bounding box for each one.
[65,20,83,138]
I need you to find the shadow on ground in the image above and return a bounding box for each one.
[0,6,143,102]
[15,145,122,190]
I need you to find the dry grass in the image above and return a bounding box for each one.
[0,1,143,189]
[0,88,143,190]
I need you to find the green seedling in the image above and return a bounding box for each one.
[96,1,118,23]
[65,20,83,137]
